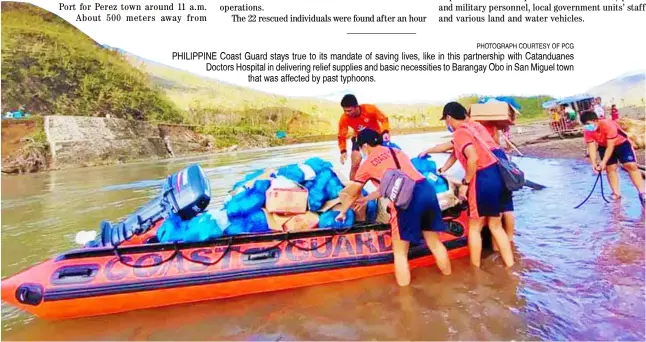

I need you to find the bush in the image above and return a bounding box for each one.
[1,2,182,122]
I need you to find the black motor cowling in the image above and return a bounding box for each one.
[89,164,211,248]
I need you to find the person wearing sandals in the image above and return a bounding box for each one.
[580,111,645,206]
[334,129,452,286]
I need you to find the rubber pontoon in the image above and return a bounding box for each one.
[1,206,471,320]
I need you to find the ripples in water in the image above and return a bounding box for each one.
[1,135,644,340]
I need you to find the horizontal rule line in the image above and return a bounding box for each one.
[346,32,417,35]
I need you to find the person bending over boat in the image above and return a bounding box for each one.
[419,123,516,248]
[338,94,391,181]
[439,102,515,268]
[334,129,452,286]
[580,111,645,206]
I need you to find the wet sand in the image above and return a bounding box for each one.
[510,121,645,165]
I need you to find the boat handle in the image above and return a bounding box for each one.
[57,267,95,278]
[244,250,279,262]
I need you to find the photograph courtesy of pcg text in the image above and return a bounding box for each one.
[0,0,645,340]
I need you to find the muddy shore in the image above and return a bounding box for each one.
[511,121,645,165]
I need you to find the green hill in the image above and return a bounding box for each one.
[0,1,181,122]
[1,1,552,144]
[123,50,552,133]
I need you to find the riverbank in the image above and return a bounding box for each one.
[4,115,642,175]
[518,136,646,165]
[513,116,646,166]
[0,116,448,175]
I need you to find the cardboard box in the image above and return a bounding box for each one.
[265,187,308,214]
[437,190,460,211]
[468,102,518,126]
[376,198,391,224]
[263,209,293,231]
[283,212,320,232]
[318,198,341,212]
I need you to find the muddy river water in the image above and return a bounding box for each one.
[1,132,644,340]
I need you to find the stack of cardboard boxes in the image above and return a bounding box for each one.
[233,168,382,233]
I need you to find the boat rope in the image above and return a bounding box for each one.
[179,238,234,266]
[113,243,179,268]
[574,172,610,209]
[112,226,357,268]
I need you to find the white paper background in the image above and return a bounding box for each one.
[22,0,646,103]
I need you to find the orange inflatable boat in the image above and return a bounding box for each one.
[1,206,472,321]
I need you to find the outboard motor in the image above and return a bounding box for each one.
[88,164,211,248]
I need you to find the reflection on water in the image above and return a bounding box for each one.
[1,132,644,340]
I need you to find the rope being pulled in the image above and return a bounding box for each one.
[574,172,610,209]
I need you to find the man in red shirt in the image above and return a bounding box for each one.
[581,111,644,206]
[419,113,516,249]
[338,94,391,181]
[334,129,452,286]
[439,102,515,268]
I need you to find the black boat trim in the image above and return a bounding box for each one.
[43,238,467,301]
[55,205,469,262]
[55,223,393,261]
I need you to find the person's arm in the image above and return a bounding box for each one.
[419,141,453,157]
[599,138,616,170]
[438,153,457,174]
[598,121,619,170]
[353,190,381,209]
[338,116,349,163]
[492,128,500,144]
[336,182,364,220]
[587,142,598,167]
[374,106,390,138]
[462,145,478,184]
[457,146,478,200]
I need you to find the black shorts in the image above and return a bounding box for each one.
[598,141,637,166]
[350,137,360,152]
[394,181,448,244]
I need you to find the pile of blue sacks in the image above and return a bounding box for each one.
[410,155,450,193]
[156,157,378,244]
[156,154,448,244]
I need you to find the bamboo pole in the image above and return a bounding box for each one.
[501,134,524,157]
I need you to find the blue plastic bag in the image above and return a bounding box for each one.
[225,179,271,219]
[248,210,270,233]
[231,169,265,191]
[277,164,305,184]
[478,96,521,111]
[325,175,344,200]
[411,156,437,176]
[366,200,378,223]
[225,218,249,235]
[309,168,335,211]
[157,214,188,243]
[184,212,224,242]
[382,141,401,150]
[319,210,355,229]
[304,157,333,174]
[426,173,450,193]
